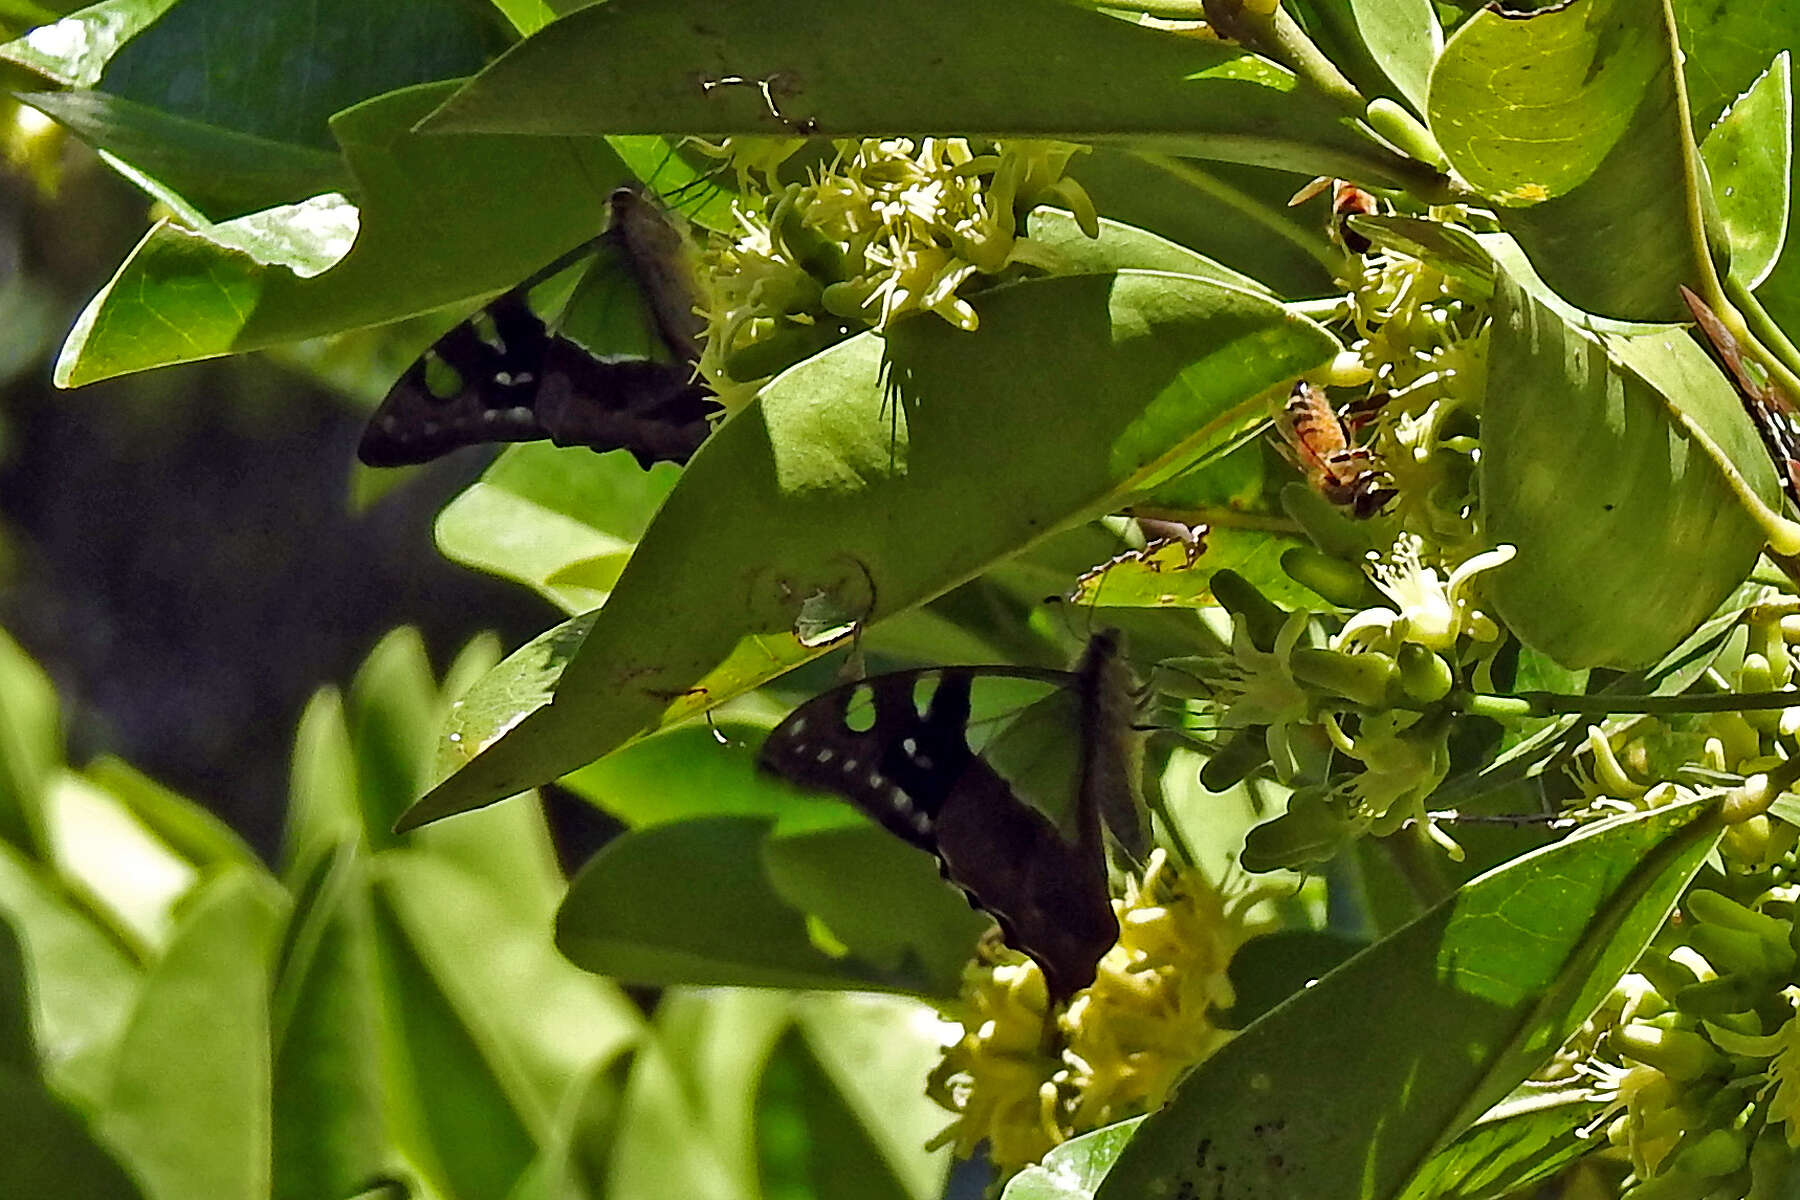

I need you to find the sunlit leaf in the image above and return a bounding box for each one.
[406,270,1339,828]
[1091,799,1720,1199]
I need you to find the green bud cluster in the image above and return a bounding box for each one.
[1184,547,1508,871]
[691,136,1100,406]
[1579,880,1800,1199]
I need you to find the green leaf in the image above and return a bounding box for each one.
[756,1028,914,1200]
[1480,265,1774,668]
[284,687,360,882]
[0,1061,147,1200]
[101,868,285,1200]
[1024,210,1272,293]
[1399,1082,1601,1200]
[762,821,992,998]
[1075,151,1336,301]
[269,849,390,1200]
[0,0,177,87]
[0,627,59,856]
[1092,797,1721,1200]
[435,445,681,614]
[365,880,540,1200]
[1349,0,1442,114]
[406,270,1339,828]
[1068,526,1318,611]
[375,839,644,1130]
[82,755,262,873]
[556,816,903,991]
[44,771,198,956]
[56,82,635,385]
[17,89,350,218]
[607,989,789,1199]
[96,0,494,153]
[1427,0,1705,320]
[561,721,842,828]
[348,627,440,848]
[0,908,32,1068]
[790,993,957,1200]
[1003,1119,1145,1200]
[0,842,140,1107]
[1701,51,1792,290]
[424,0,1427,189]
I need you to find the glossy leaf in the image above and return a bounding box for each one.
[406,270,1339,828]
[0,0,175,87]
[1003,1119,1145,1200]
[17,88,349,218]
[1092,798,1721,1199]
[100,868,285,1200]
[1700,52,1792,290]
[1428,0,1704,321]
[56,83,635,385]
[426,0,1427,190]
[557,816,915,991]
[1480,266,1774,668]
[1075,151,1336,301]
[44,771,197,955]
[82,755,261,873]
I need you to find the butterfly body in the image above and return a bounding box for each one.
[758,633,1145,1001]
[358,185,720,468]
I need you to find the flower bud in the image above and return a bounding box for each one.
[1282,545,1382,609]
[1395,642,1453,705]
[1199,726,1271,792]
[1289,647,1398,707]
[1670,1127,1748,1178]
[1364,98,1449,169]
[1209,569,1287,654]
[1611,1022,1725,1081]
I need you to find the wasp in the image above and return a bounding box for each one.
[1275,381,1396,518]
[1289,177,1381,255]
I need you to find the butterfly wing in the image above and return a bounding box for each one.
[759,642,1143,1002]
[359,186,719,469]
[357,291,715,468]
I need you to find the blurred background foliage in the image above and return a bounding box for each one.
[0,46,556,855]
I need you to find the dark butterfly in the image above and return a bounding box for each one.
[1680,285,1800,507]
[757,632,1148,1002]
[358,185,722,469]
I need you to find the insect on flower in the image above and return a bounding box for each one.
[1289,177,1381,255]
[1275,381,1396,518]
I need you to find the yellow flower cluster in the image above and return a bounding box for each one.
[693,136,1098,404]
[927,852,1259,1174]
